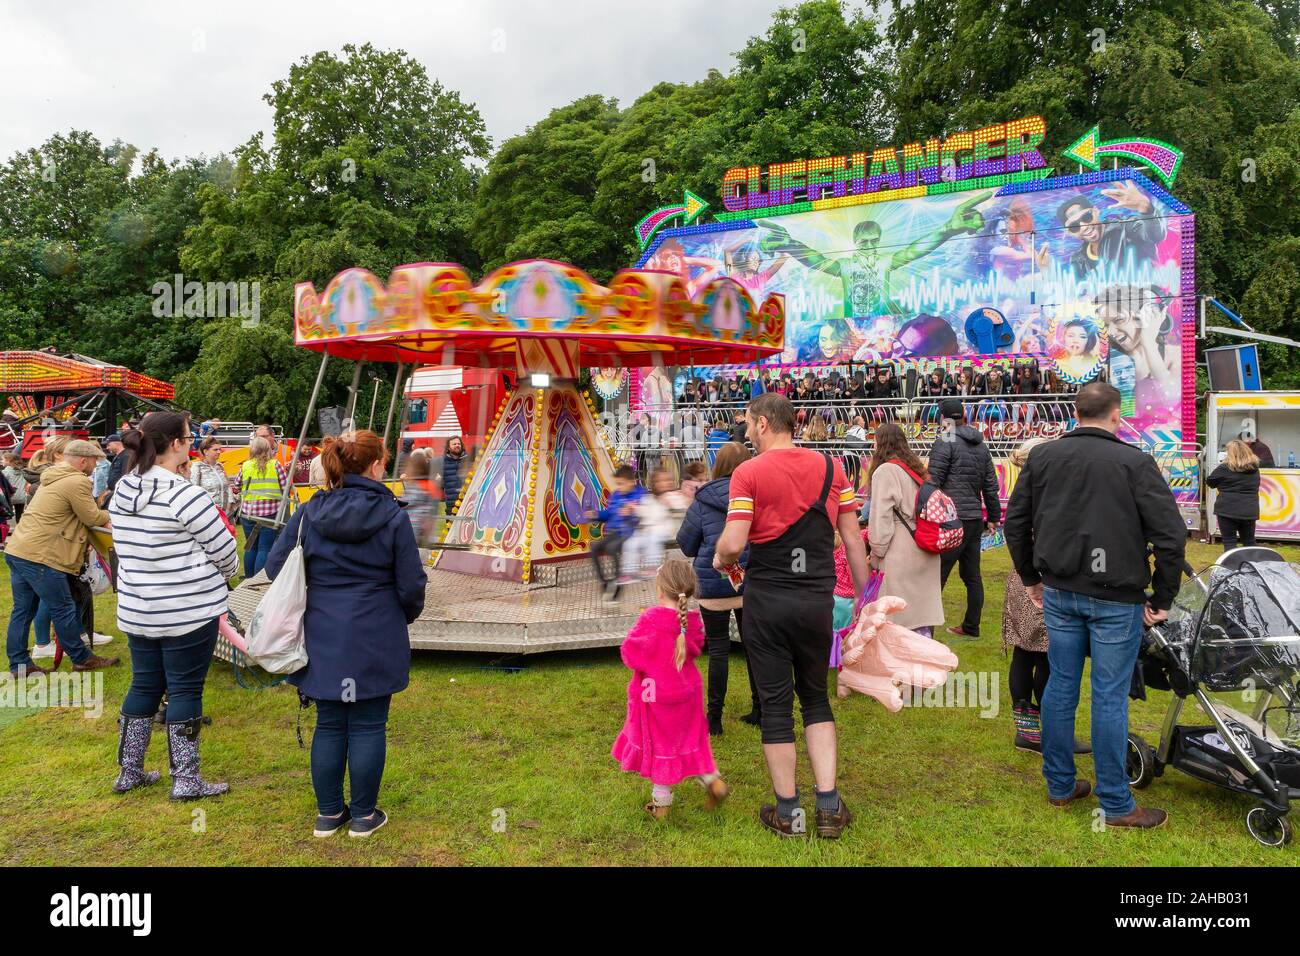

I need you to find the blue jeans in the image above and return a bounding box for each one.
[35,578,94,646]
[34,603,51,646]
[1042,587,1144,817]
[311,696,392,817]
[240,518,279,578]
[122,619,219,723]
[5,554,91,668]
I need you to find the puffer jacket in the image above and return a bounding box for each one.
[442,450,467,507]
[593,486,645,539]
[677,477,748,599]
[926,425,1001,523]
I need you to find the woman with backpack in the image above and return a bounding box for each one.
[264,430,427,839]
[865,422,944,636]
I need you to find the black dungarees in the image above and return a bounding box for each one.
[742,454,837,744]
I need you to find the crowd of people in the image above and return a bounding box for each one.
[630,360,1090,486]
[0,375,1268,842]
[676,357,1079,409]
[670,358,1083,425]
[603,383,1198,835]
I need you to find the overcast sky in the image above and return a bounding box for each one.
[0,0,804,164]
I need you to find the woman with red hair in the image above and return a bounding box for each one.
[266,430,427,839]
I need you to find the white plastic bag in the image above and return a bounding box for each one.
[245,517,308,674]
[80,553,112,596]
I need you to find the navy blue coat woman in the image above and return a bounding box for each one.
[678,477,747,599]
[265,474,427,701]
[677,475,759,728]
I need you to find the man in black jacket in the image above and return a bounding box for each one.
[928,398,1000,638]
[100,432,130,506]
[1004,382,1185,830]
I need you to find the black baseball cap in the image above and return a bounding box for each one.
[939,398,964,419]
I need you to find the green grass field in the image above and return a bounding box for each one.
[1,540,1298,866]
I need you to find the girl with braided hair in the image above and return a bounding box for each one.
[611,558,728,820]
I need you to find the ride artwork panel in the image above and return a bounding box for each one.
[640,170,1194,447]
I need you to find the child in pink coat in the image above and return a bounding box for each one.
[611,558,729,820]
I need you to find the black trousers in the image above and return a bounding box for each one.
[939,518,986,634]
[1218,516,1257,551]
[67,571,94,641]
[700,606,759,719]
[1008,647,1049,706]
[744,585,834,745]
[589,532,625,585]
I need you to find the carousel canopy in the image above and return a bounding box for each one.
[293,259,784,375]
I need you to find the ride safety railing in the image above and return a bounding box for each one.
[608,393,1201,504]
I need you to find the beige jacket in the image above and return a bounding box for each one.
[867,461,944,630]
[7,462,110,573]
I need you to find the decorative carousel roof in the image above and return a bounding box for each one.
[293,258,784,370]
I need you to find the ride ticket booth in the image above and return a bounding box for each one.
[1206,391,1300,542]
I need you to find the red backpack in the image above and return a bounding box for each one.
[892,463,964,555]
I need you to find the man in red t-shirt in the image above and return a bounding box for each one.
[714,393,867,838]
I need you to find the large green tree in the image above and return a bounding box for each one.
[474,0,890,275]
[470,95,624,277]
[878,0,1300,386]
[175,43,491,426]
[0,132,220,378]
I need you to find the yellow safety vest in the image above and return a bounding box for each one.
[239,459,281,500]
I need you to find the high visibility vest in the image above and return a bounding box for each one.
[239,459,281,501]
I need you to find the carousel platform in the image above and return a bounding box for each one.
[408,558,660,654]
[224,554,673,658]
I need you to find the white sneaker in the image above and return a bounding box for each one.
[31,643,56,659]
[90,633,114,645]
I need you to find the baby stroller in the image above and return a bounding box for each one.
[1127,547,1300,847]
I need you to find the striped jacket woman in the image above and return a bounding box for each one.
[110,466,239,637]
[108,412,241,802]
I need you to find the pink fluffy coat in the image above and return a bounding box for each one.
[611,605,718,786]
[838,596,959,712]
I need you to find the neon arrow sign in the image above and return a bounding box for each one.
[634,190,709,249]
[1063,125,1184,187]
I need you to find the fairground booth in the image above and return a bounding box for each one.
[627,116,1201,527]
[1207,391,1300,542]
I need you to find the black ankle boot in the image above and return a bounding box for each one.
[707,713,723,736]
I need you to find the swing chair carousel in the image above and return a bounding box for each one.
[280,257,784,654]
